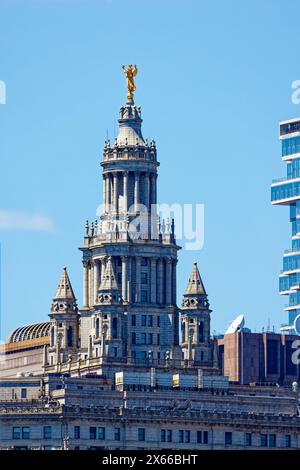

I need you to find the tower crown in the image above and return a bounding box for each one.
[117,102,144,146]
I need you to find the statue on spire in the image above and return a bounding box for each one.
[122,64,138,101]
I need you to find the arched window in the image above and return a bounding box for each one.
[95,318,100,338]
[198,322,204,343]
[112,317,118,338]
[50,326,55,347]
[67,326,73,347]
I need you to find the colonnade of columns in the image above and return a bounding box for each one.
[82,256,177,308]
[103,171,157,214]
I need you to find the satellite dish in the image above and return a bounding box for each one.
[225,314,245,335]
[294,314,300,335]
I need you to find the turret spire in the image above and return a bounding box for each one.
[53,267,76,301]
[99,257,119,291]
[184,262,207,296]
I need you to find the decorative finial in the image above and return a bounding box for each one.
[122,64,138,101]
[85,220,89,236]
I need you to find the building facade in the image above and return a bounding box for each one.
[0,375,299,450]
[1,79,300,450]
[217,330,300,385]
[271,117,300,333]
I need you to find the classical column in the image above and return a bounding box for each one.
[103,175,107,213]
[166,258,172,305]
[89,262,94,307]
[108,175,112,211]
[172,259,177,304]
[122,256,127,302]
[144,173,150,211]
[135,256,141,303]
[150,258,157,304]
[83,261,89,307]
[127,257,132,303]
[123,171,128,213]
[113,172,118,213]
[150,173,157,208]
[94,260,99,303]
[63,324,67,349]
[134,172,140,212]
[157,258,164,304]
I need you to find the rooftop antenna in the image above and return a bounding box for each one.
[106,128,109,142]
[114,119,116,140]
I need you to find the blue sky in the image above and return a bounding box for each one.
[0,0,299,339]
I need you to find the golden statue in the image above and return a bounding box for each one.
[122,64,138,101]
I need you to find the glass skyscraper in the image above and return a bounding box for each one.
[271,117,300,333]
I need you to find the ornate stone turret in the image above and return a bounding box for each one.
[181,263,212,366]
[98,257,122,305]
[79,66,181,366]
[48,268,79,366]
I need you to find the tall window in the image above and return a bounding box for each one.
[179,430,190,443]
[74,426,80,439]
[285,434,291,448]
[114,428,121,441]
[67,326,73,347]
[44,426,52,439]
[161,429,172,443]
[198,322,204,343]
[138,428,145,441]
[89,427,96,440]
[95,318,100,338]
[50,326,55,347]
[21,388,27,399]
[141,272,148,284]
[112,317,118,338]
[141,333,147,345]
[131,315,136,327]
[13,427,21,439]
[97,427,105,440]
[182,323,186,343]
[147,315,153,327]
[141,315,147,326]
[269,434,276,448]
[225,432,232,446]
[132,332,136,344]
[260,434,267,447]
[22,427,30,439]
[141,290,148,303]
[245,433,252,447]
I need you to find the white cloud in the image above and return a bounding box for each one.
[0,211,55,232]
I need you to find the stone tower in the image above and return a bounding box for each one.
[181,263,212,365]
[79,93,181,364]
[48,268,79,366]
